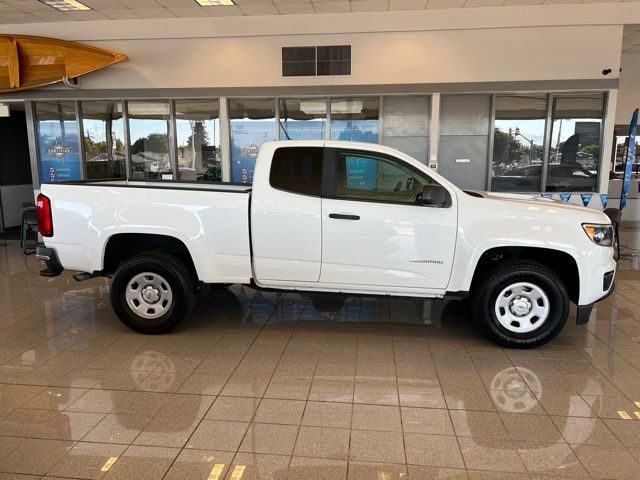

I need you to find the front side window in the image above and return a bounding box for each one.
[270,147,323,195]
[333,150,435,204]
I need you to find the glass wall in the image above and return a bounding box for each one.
[491,95,547,192]
[331,97,379,143]
[30,92,609,194]
[175,100,221,182]
[127,101,172,180]
[488,93,606,193]
[34,102,82,183]
[229,98,276,184]
[81,101,126,180]
[547,94,604,192]
[279,98,326,140]
[611,124,640,179]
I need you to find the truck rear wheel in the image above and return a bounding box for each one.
[110,252,197,334]
[472,260,569,348]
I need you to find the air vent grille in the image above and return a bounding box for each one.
[282,46,351,77]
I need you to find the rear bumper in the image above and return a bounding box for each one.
[36,246,63,277]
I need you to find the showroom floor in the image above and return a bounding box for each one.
[0,231,639,480]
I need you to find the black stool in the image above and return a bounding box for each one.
[20,204,38,255]
[603,207,621,260]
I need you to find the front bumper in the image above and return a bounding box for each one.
[36,247,63,277]
[576,279,615,325]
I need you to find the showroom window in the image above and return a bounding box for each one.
[80,101,126,180]
[546,94,604,192]
[611,124,640,179]
[490,95,547,192]
[229,98,276,184]
[270,147,323,195]
[175,100,221,182]
[487,92,606,193]
[331,149,434,204]
[127,101,173,181]
[279,98,326,140]
[331,97,379,143]
[34,101,82,183]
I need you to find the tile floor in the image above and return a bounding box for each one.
[0,228,639,479]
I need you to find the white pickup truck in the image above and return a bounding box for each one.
[36,140,616,347]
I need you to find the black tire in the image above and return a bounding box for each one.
[110,252,197,334]
[472,260,569,348]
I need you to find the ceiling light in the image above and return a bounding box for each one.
[40,0,91,11]
[195,0,235,5]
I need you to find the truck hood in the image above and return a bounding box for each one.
[462,189,611,223]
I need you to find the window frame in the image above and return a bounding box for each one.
[322,147,449,208]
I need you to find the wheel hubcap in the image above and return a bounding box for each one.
[494,282,550,334]
[125,272,173,319]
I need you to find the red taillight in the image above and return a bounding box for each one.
[36,193,53,237]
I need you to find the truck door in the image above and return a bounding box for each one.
[320,148,457,290]
[251,146,323,283]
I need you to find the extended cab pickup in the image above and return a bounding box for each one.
[36,140,617,347]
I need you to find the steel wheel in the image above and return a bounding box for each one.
[494,281,550,334]
[125,272,173,319]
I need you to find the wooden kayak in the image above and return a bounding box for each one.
[0,34,126,93]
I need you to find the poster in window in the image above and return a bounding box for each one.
[230,121,276,184]
[332,120,378,143]
[279,120,325,140]
[37,119,82,183]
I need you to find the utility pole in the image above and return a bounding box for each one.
[515,128,535,165]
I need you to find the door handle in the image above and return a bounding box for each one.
[329,213,360,220]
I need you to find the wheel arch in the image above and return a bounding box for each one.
[469,246,579,304]
[101,233,199,283]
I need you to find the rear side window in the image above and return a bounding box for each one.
[270,147,323,196]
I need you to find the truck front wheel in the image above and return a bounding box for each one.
[110,252,197,334]
[472,261,569,348]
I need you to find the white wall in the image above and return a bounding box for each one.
[63,25,620,90]
[0,4,631,92]
[616,51,640,125]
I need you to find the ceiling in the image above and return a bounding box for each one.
[0,0,638,22]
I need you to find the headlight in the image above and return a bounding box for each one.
[582,223,614,247]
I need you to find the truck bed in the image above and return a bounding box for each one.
[40,180,253,284]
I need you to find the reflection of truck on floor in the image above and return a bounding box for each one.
[37,140,615,347]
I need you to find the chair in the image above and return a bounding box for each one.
[20,204,38,255]
[603,207,622,260]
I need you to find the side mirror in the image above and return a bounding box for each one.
[421,184,452,208]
